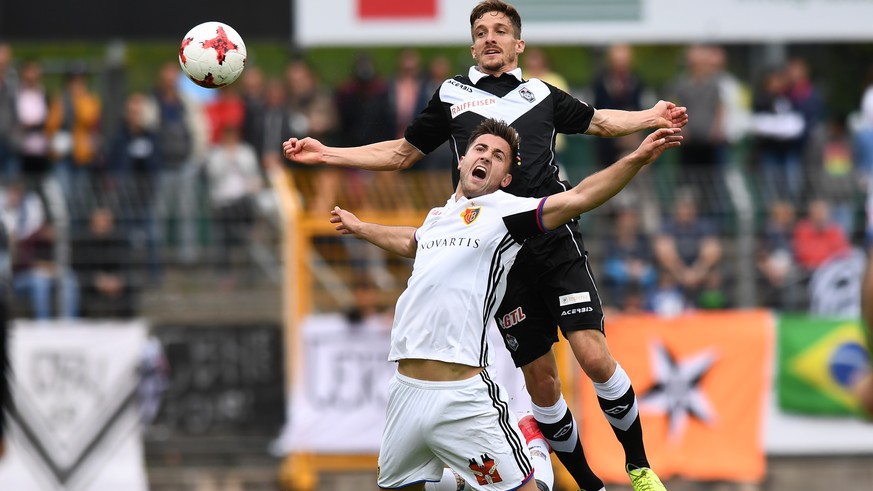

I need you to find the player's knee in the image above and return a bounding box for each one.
[524,369,562,404]
[581,352,617,383]
[567,330,615,380]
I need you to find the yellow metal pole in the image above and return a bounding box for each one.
[269,166,319,491]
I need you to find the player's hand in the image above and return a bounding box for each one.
[283,137,327,165]
[651,100,688,129]
[631,128,682,166]
[330,206,364,237]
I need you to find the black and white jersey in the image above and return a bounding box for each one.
[389,191,548,368]
[405,66,595,199]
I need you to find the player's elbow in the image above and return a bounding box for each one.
[393,157,416,171]
[390,140,423,170]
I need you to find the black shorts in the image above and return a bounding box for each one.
[494,221,604,367]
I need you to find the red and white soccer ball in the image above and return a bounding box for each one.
[178,21,247,88]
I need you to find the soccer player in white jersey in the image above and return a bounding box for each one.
[329,119,682,491]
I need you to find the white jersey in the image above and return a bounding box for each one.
[389,190,546,368]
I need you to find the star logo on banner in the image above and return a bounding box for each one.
[640,341,718,439]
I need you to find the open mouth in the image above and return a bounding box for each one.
[472,165,487,179]
[483,48,501,56]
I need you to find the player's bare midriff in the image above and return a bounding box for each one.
[398,359,484,382]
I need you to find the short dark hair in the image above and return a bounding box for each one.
[467,118,521,171]
[470,0,522,39]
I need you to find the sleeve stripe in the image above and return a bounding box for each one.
[536,197,548,233]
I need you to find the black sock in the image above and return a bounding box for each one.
[535,406,604,491]
[595,366,649,469]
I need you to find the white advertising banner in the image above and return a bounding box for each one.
[0,320,149,491]
[273,313,531,454]
[765,393,873,455]
[296,0,873,46]
[275,313,395,453]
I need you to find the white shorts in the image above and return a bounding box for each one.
[488,326,531,415]
[377,369,534,490]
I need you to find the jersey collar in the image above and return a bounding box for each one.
[468,66,523,85]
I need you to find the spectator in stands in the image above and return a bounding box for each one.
[756,200,803,311]
[811,115,857,236]
[646,274,688,318]
[240,66,267,158]
[286,58,339,146]
[344,276,391,330]
[72,206,137,318]
[106,92,162,283]
[1,180,78,319]
[785,57,825,158]
[592,45,662,227]
[284,58,342,211]
[380,48,432,207]
[0,42,17,179]
[592,44,648,167]
[206,83,245,145]
[793,198,852,272]
[602,204,657,311]
[411,55,454,172]
[711,45,751,163]
[14,59,51,191]
[253,78,296,172]
[146,61,209,270]
[665,45,729,220]
[203,124,263,289]
[854,65,873,191]
[751,66,805,205]
[653,188,725,309]
[388,49,426,140]
[335,53,395,147]
[45,62,101,212]
[665,45,724,172]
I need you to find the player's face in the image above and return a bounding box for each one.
[458,134,513,199]
[470,12,525,76]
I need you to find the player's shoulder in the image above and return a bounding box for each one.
[453,73,473,85]
[437,74,475,91]
[518,77,573,105]
[523,76,561,93]
[481,189,527,207]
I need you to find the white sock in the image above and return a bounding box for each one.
[530,396,580,454]
[423,468,467,491]
[528,438,554,491]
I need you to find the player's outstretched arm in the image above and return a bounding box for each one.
[586,100,688,137]
[330,206,418,258]
[540,128,682,230]
[283,137,424,171]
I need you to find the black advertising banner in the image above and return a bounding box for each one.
[150,323,285,437]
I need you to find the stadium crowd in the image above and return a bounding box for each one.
[0,41,870,320]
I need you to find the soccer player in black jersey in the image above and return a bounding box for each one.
[284,2,686,490]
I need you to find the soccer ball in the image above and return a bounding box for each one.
[178,21,246,88]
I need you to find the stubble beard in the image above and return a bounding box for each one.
[479,53,516,75]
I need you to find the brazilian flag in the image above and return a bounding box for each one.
[777,315,871,416]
